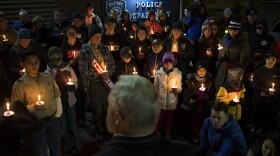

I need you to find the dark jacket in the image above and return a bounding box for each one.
[112,60,138,82]
[143,51,164,80]
[200,116,248,156]
[95,132,194,156]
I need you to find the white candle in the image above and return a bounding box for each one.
[172,82,177,88]
[132,67,138,75]
[153,69,155,77]
[269,83,275,93]
[124,27,127,31]
[225,30,228,34]
[218,44,223,50]
[151,30,154,34]
[73,51,76,58]
[199,83,206,91]
[2,35,8,41]
[36,95,44,105]
[139,47,141,53]
[38,95,41,101]
[7,102,10,112]
[233,95,239,103]
[103,66,108,72]
[164,27,167,32]
[67,78,74,85]
[130,35,134,39]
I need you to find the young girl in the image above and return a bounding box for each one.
[186,60,215,143]
[154,52,182,139]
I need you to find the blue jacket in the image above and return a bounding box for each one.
[200,116,248,156]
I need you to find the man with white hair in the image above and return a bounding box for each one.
[96,75,193,156]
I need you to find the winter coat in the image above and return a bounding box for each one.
[101,33,125,63]
[154,67,182,110]
[216,84,246,120]
[200,116,248,156]
[112,60,138,82]
[249,32,274,58]
[186,15,203,42]
[45,64,78,108]
[215,33,250,89]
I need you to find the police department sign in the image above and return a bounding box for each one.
[106,0,126,19]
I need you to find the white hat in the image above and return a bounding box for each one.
[19,9,28,16]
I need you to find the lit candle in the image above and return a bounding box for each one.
[233,95,239,103]
[73,51,76,58]
[4,102,14,116]
[225,30,228,34]
[124,27,127,31]
[199,83,206,91]
[132,67,138,75]
[103,66,108,72]
[36,95,45,105]
[139,47,142,53]
[151,30,154,34]
[153,69,156,77]
[269,83,275,95]
[2,35,8,42]
[7,102,10,112]
[67,78,74,85]
[172,82,178,92]
[164,27,167,32]
[130,35,134,39]
[218,44,223,50]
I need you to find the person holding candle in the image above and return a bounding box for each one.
[216,64,245,121]
[126,20,138,46]
[112,47,138,82]
[45,46,80,154]
[11,51,62,156]
[144,10,162,39]
[154,52,182,139]
[143,38,164,82]
[186,60,215,143]
[251,51,280,135]
[78,24,115,141]
[215,19,250,90]
[158,11,171,40]
[130,26,152,75]
[84,2,103,29]
[71,12,89,44]
[119,10,132,37]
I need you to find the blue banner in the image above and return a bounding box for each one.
[103,0,172,24]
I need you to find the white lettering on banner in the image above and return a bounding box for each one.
[108,1,124,8]
[136,1,163,8]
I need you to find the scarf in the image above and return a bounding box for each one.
[88,42,105,68]
[194,73,206,82]
[225,33,241,47]
[163,67,174,76]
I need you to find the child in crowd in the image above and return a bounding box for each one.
[11,51,62,156]
[44,46,79,155]
[143,38,164,81]
[252,51,280,134]
[186,60,215,143]
[154,52,182,139]
[216,64,246,121]
[112,47,138,82]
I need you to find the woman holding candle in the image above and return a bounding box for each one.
[186,60,215,143]
[154,52,182,139]
[216,65,245,121]
[144,10,162,39]
[45,46,80,154]
[251,51,280,135]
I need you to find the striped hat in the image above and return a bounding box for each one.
[228,20,241,30]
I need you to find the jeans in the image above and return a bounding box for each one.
[32,116,61,156]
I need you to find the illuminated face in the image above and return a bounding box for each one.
[138,30,147,41]
[149,14,155,21]
[132,24,138,31]
[121,57,131,64]
[163,61,173,70]
[21,55,40,76]
[90,33,102,45]
[265,57,277,69]
[228,29,239,38]
[262,139,278,156]
[172,29,182,40]
[152,45,163,53]
[203,27,212,38]
[197,68,206,77]
[66,28,77,41]
[87,7,94,15]
[211,109,229,129]
[19,38,31,48]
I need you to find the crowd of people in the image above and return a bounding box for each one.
[0,0,280,155]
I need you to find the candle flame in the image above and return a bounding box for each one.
[153,69,155,76]
[272,83,275,88]
[3,35,6,40]
[69,78,72,83]
[73,51,76,58]
[38,95,41,101]
[139,47,141,52]
[202,84,204,88]
[134,67,136,72]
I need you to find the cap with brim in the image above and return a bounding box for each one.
[223,7,232,14]
[104,17,116,24]
[18,28,31,39]
[265,51,276,59]
[120,47,134,58]
[152,39,163,45]
[86,2,94,8]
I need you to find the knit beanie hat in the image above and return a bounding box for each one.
[265,50,277,59]
[256,18,268,30]
[86,2,94,8]
[48,46,62,57]
[172,22,184,31]
[88,24,102,37]
[201,20,212,30]
[18,28,31,39]
[196,60,208,71]
[228,19,241,30]
[162,52,174,64]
